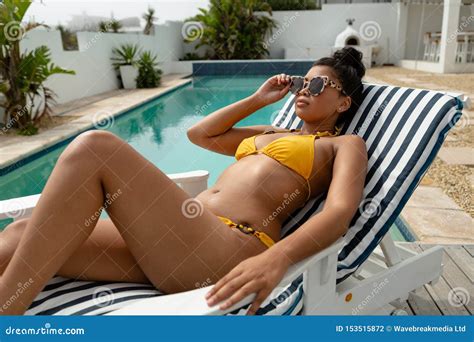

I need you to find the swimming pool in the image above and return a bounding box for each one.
[0,76,413,241]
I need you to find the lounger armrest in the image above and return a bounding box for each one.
[0,194,41,220]
[0,170,210,220]
[106,238,344,316]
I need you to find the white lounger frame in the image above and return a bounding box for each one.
[0,170,444,315]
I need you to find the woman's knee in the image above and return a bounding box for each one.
[59,130,123,164]
[0,219,28,271]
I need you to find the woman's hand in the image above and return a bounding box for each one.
[252,74,292,106]
[205,250,291,315]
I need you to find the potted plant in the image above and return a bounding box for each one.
[111,43,141,89]
[136,51,162,88]
[0,0,75,135]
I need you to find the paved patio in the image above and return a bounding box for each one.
[364,68,473,244]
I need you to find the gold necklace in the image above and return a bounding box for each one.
[298,124,342,137]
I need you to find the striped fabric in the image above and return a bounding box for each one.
[273,83,463,283]
[26,82,462,315]
[26,275,303,316]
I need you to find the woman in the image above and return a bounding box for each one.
[0,47,367,315]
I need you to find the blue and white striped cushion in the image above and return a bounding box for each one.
[26,82,462,315]
[273,83,464,283]
[26,275,303,316]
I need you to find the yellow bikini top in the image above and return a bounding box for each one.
[235,126,341,201]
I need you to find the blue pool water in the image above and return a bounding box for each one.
[0,76,412,241]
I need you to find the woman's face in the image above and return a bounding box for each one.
[294,65,351,124]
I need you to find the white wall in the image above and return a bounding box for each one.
[260,4,400,65]
[19,21,187,105]
[404,3,473,60]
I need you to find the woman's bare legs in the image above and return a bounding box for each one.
[0,218,148,283]
[0,130,265,314]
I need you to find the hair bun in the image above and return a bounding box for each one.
[332,47,365,79]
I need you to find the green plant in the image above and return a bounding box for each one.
[56,24,78,50]
[98,18,122,33]
[142,6,157,35]
[179,52,204,61]
[0,0,75,132]
[256,0,319,10]
[111,43,141,69]
[109,19,122,33]
[135,51,162,88]
[185,0,276,60]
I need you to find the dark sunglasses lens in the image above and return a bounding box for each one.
[289,77,304,94]
[308,77,324,95]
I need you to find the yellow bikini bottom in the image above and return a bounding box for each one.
[217,216,275,248]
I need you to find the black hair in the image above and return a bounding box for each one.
[313,46,366,130]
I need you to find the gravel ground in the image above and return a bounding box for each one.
[366,66,473,217]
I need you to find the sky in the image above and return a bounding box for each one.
[26,0,210,26]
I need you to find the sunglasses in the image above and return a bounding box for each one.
[289,75,347,97]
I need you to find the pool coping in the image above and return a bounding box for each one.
[0,77,192,176]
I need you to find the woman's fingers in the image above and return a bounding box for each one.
[205,268,242,299]
[247,288,272,315]
[206,273,248,306]
[218,280,260,310]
